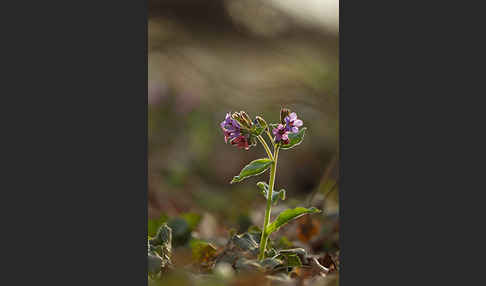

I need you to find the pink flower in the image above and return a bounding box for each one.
[284,112,303,133]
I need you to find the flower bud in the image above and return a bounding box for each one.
[280,107,290,124]
[254,116,268,129]
[232,111,253,129]
[240,111,253,128]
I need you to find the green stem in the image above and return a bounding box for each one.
[258,145,279,260]
[266,130,275,147]
[257,135,273,160]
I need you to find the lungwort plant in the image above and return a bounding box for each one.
[220,108,321,260]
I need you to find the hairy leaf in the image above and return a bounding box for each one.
[231,158,273,184]
[266,207,321,235]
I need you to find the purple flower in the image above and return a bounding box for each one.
[272,124,290,144]
[220,112,250,150]
[220,113,241,143]
[284,112,303,133]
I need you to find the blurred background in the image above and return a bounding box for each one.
[148,0,339,255]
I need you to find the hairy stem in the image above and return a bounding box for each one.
[257,135,273,160]
[258,145,279,260]
[266,129,275,147]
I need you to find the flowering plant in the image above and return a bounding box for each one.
[220,108,320,260]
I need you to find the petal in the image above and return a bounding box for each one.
[232,120,241,129]
[292,126,299,133]
[293,119,303,127]
[282,133,289,140]
[289,112,297,121]
[278,123,284,129]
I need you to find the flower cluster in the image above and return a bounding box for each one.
[220,112,251,150]
[272,124,290,144]
[220,108,303,148]
[272,109,303,144]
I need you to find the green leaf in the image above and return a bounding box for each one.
[273,189,286,204]
[148,224,172,275]
[257,182,285,205]
[149,223,172,251]
[231,158,274,184]
[280,127,307,150]
[148,214,168,237]
[266,207,321,235]
[279,248,307,264]
[257,181,268,193]
[231,233,259,254]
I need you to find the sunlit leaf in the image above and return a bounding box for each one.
[280,127,307,150]
[231,158,273,184]
[266,207,321,235]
